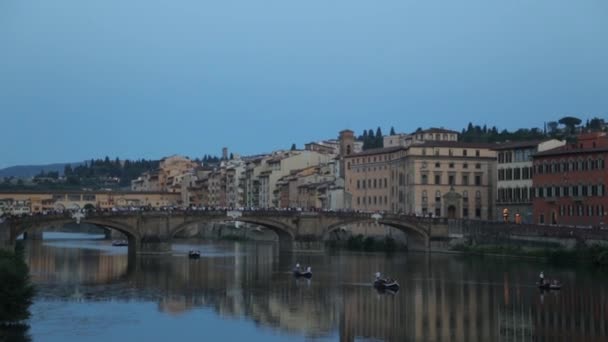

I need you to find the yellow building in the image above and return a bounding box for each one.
[0,190,181,213]
[345,133,497,219]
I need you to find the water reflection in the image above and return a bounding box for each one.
[24,235,608,342]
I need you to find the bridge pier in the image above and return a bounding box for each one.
[23,230,44,240]
[0,222,12,252]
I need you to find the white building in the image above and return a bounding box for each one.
[494,139,565,223]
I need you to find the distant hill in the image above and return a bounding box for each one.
[0,162,83,178]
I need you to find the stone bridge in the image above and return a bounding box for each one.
[3,210,608,255]
[1,211,445,255]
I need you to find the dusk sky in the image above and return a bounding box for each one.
[1,0,607,168]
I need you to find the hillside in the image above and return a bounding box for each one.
[0,162,83,178]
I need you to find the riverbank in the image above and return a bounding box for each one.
[449,243,608,266]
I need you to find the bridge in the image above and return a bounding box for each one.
[1,210,445,255]
[2,210,608,255]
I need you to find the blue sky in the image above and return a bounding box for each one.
[1,0,607,168]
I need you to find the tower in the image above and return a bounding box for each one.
[338,129,355,178]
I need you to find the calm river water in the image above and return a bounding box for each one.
[12,233,608,341]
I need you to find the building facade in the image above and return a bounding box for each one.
[532,133,608,226]
[345,134,497,219]
[494,139,565,223]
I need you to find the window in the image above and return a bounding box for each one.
[449,163,454,168]
[435,174,441,185]
[514,168,521,180]
[449,175,455,185]
[463,207,469,217]
[475,208,481,218]
[462,175,469,185]
[463,149,467,156]
[498,169,504,181]
[421,174,428,184]
[475,175,481,186]
[435,191,441,203]
[422,190,428,203]
[384,178,387,188]
[357,180,360,189]
[435,162,440,168]
[373,179,377,188]
[475,163,481,169]
[475,150,480,157]
[463,163,468,169]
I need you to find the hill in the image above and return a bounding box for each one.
[0,162,83,178]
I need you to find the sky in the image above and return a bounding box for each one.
[1,0,607,168]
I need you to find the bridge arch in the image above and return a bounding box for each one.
[322,218,430,246]
[169,216,295,246]
[11,218,140,254]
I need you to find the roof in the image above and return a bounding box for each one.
[414,141,496,149]
[491,140,546,151]
[345,146,405,158]
[534,146,608,158]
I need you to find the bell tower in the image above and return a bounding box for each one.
[339,129,355,178]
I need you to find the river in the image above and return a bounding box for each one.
[12,233,608,341]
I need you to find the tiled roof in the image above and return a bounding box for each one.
[345,146,405,158]
[491,140,547,150]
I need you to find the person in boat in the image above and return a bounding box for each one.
[295,263,301,271]
[375,272,381,280]
[306,266,311,273]
[539,271,545,285]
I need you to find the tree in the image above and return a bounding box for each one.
[64,164,73,176]
[229,153,234,160]
[588,117,604,132]
[390,127,396,135]
[546,121,559,135]
[290,143,296,151]
[558,116,582,135]
[0,249,35,323]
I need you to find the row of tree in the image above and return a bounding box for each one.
[357,116,605,149]
[63,158,160,187]
[357,127,396,150]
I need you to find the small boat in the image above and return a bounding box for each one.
[112,240,128,246]
[373,272,400,291]
[293,267,312,278]
[538,281,562,290]
[188,250,201,259]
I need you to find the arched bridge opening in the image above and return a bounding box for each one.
[322,218,430,250]
[169,217,295,251]
[10,218,140,260]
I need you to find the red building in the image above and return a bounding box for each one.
[532,132,608,226]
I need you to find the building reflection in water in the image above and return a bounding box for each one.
[24,238,608,342]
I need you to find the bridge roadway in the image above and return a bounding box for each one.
[2,210,608,255]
